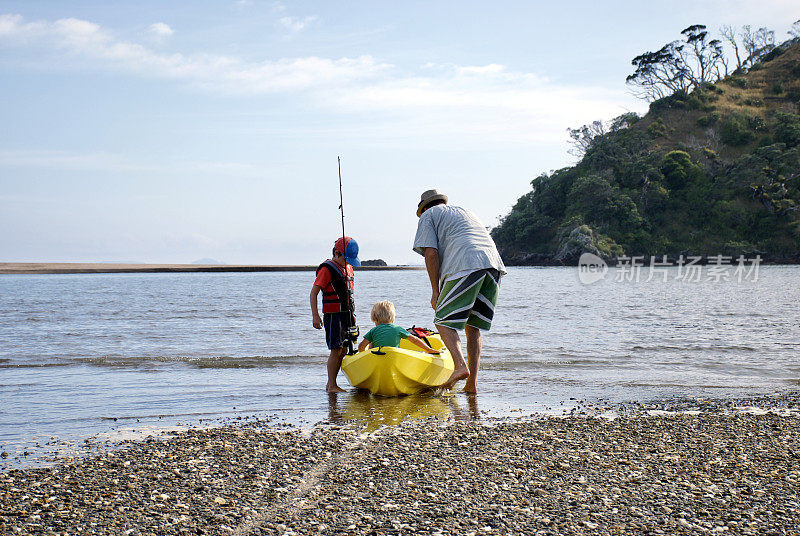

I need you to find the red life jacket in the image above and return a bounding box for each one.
[316,260,355,316]
[408,326,436,348]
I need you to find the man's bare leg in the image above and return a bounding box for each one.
[438,324,469,389]
[326,347,347,392]
[464,325,482,393]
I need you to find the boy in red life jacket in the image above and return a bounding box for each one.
[310,237,360,393]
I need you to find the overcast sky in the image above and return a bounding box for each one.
[1,1,797,264]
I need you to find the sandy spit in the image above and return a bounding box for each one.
[0,263,422,275]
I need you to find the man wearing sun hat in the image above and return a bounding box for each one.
[310,236,361,393]
[413,189,506,392]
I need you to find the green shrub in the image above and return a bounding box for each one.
[792,64,800,77]
[595,233,625,258]
[792,221,800,240]
[786,87,800,103]
[726,77,748,89]
[647,117,668,138]
[747,115,768,132]
[773,112,800,147]
[609,112,640,131]
[696,116,711,128]
[773,81,785,95]
[642,181,670,213]
[743,97,765,107]
[714,201,748,229]
[697,111,720,128]
[761,47,784,63]
[687,89,715,110]
[719,113,756,146]
[687,95,703,110]
[660,150,696,189]
[757,136,774,147]
[649,92,688,113]
[702,148,717,160]
[566,174,643,231]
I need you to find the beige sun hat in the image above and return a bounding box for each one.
[416,189,448,217]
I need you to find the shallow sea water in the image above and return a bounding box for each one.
[1,266,799,466]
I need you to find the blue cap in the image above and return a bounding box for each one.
[334,237,361,267]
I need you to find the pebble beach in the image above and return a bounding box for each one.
[2,393,799,535]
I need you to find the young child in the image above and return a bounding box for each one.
[311,236,360,393]
[358,300,441,354]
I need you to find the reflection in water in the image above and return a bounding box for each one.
[327,390,481,432]
[463,393,480,421]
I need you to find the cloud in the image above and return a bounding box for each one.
[278,16,317,32]
[0,150,262,177]
[148,22,173,39]
[0,13,45,40]
[0,13,640,147]
[455,63,506,75]
[328,62,632,144]
[0,14,388,93]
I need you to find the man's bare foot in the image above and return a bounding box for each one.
[441,367,469,390]
[326,385,346,393]
[463,384,477,394]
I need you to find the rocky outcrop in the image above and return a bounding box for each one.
[553,226,604,265]
[496,251,561,266]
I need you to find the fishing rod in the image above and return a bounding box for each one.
[338,156,346,251]
[337,156,359,354]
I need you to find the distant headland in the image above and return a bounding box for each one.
[0,263,423,275]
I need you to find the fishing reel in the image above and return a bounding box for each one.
[344,323,360,355]
[346,324,360,343]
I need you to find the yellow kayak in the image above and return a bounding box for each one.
[341,333,454,396]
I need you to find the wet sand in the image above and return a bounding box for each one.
[0,263,423,275]
[2,393,799,535]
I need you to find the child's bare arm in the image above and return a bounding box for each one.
[310,285,323,329]
[407,334,440,354]
[358,338,372,352]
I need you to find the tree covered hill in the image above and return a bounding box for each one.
[492,27,800,265]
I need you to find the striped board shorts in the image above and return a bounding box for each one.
[435,269,501,331]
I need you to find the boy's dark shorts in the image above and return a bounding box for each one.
[323,312,348,350]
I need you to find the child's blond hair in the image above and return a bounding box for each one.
[371,300,396,324]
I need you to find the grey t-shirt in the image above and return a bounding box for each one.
[413,204,506,283]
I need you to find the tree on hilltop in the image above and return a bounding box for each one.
[720,25,743,71]
[567,113,639,158]
[741,26,775,65]
[627,25,726,101]
[789,20,800,40]
[681,25,727,83]
[718,24,778,74]
[567,121,606,158]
